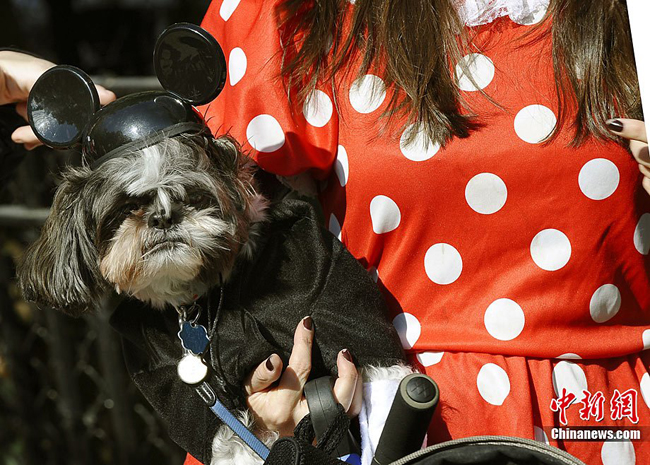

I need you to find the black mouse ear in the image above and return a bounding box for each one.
[154,23,227,106]
[27,65,100,148]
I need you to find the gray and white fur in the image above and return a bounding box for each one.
[19,134,268,315]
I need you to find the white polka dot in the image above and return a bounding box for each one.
[368,266,379,283]
[349,75,386,114]
[514,105,557,144]
[303,90,333,128]
[552,361,588,398]
[399,123,440,162]
[476,363,511,406]
[334,145,349,187]
[530,229,571,271]
[219,0,241,21]
[246,115,285,153]
[417,351,444,367]
[392,313,421,350]
[634,213,650,255]
[601,439,636,465]
[228,47,247,86]
[589,284,622,323]
[424,244,463,285]
[328,214,342,241]
[512,4,548,26]
[578,159,620,200]
[465,173,508,214]
[643,330,650,350]
[370,196,401,234]
[456,53,495,91]
[556,353,582,360]
[534,426,549,445]
[640,373,650,408]
[484,298,525,341]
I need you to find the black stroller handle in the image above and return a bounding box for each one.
[372,374,440,465]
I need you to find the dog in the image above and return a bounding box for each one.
[18,130,411,464]
[19,133,266,313]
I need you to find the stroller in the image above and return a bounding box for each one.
[196,373,586,465]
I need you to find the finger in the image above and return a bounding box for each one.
[643,177,650,196]
[630,140,650,168]
[15,101,27,121]
[607,118,647,143]
[11,126,42,148]
[96,85,116,106]
[279,317,314,391]
[244,354,283,396]
[639,163,650,179]
[332,349,359,413]
[349,368,363,417]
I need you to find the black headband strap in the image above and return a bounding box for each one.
[89,122,208,169]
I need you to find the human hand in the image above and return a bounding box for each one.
[244,317,363,437]
[608,118,649,194]
[0,51,116,150]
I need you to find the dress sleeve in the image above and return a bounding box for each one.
[200,0,339,180]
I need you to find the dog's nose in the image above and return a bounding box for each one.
[148,211,176,230]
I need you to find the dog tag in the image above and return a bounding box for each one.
[177,353,209,384]
[178,321,210,355]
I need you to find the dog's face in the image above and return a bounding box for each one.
[19,135,267,315]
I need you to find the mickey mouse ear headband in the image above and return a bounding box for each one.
[28,23,227,168]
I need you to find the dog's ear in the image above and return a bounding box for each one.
[206,135,257,213]
[18,169,105,317]
[209,135,242,173]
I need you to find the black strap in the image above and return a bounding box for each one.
[315,404,350,456]
[266,437,348,465]
[303,376,360,458]
[305,376,340,439]
[294,413,316,444]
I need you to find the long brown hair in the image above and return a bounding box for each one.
[277,0,642,147]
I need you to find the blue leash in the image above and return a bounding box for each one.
[193,381,270,460]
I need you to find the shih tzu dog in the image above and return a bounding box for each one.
[18,24,411,465]
[20,134,266,313]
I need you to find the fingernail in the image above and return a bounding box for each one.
[607,119,624,133]
[302,316,313,331]
[341,349,353,362]
[266,356,274,371]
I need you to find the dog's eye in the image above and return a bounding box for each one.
[122,202,139,215]
[188,192,212,205]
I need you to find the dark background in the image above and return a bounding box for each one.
[0,1,212,464]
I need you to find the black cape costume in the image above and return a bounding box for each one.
[110,198,406,463]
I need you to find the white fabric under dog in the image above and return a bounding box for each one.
[359,365,416,465]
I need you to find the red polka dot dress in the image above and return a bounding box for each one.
[196,1,650,464]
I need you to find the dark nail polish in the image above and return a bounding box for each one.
[607,119,624,133]
[266,356,274,371]
[303,316,313,330]
[341,349,353,362]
